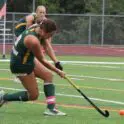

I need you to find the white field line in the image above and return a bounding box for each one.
[36,79,124,92]
[0,69,10,71]
[1,59,124,65]
[0,63,123,70]
[0,68,124,82]
[69,78,84,81]
[0,60,10,62]
[0,64,122,71]
[1,77,124,93]
[68,74,124,81]
[61,61,124,65]
[69,64,122,69]
[0,86,124,105]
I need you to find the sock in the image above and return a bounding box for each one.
[44,83,56,110]
[3,91,29,102]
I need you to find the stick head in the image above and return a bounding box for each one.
[104,110,109,117]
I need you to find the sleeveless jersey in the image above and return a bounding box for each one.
[10,28,44,74]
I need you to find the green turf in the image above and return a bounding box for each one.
[0,56,124,124]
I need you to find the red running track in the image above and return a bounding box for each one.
[0,44,124,56]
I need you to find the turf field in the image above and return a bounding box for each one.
[0,56,124,124]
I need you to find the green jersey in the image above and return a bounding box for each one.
[10,29,43,75]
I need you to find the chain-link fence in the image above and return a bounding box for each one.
[1,12,124,45]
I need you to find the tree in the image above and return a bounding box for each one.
[7,0,32,12]
[105,0,124,14]
[59,0,86,13]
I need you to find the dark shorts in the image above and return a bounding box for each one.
[10,63,34,76]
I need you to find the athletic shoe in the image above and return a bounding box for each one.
[43,108,66,116]
[0,90,5,107]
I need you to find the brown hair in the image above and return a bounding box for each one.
[39,19,57,33]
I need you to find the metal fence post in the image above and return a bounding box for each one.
[101,0,105,45]
[88,16,91,45]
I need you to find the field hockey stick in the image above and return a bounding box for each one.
[64,76,109,118]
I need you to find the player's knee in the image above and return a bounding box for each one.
[29,91,39,100]
[48,72,53,80]
[44,71,53,82]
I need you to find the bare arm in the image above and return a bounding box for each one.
[24,35,65,77]
[26,15,34,28]
[43,37,63,70]
[43,37,58,63]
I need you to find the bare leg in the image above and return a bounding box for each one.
[34,58,53,82]
[3,72,39,102]
[34,58,56,109]
[18,72,39,100]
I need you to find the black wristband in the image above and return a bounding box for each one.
[55,62,63,71]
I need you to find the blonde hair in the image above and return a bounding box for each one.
[36,5,46,13]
